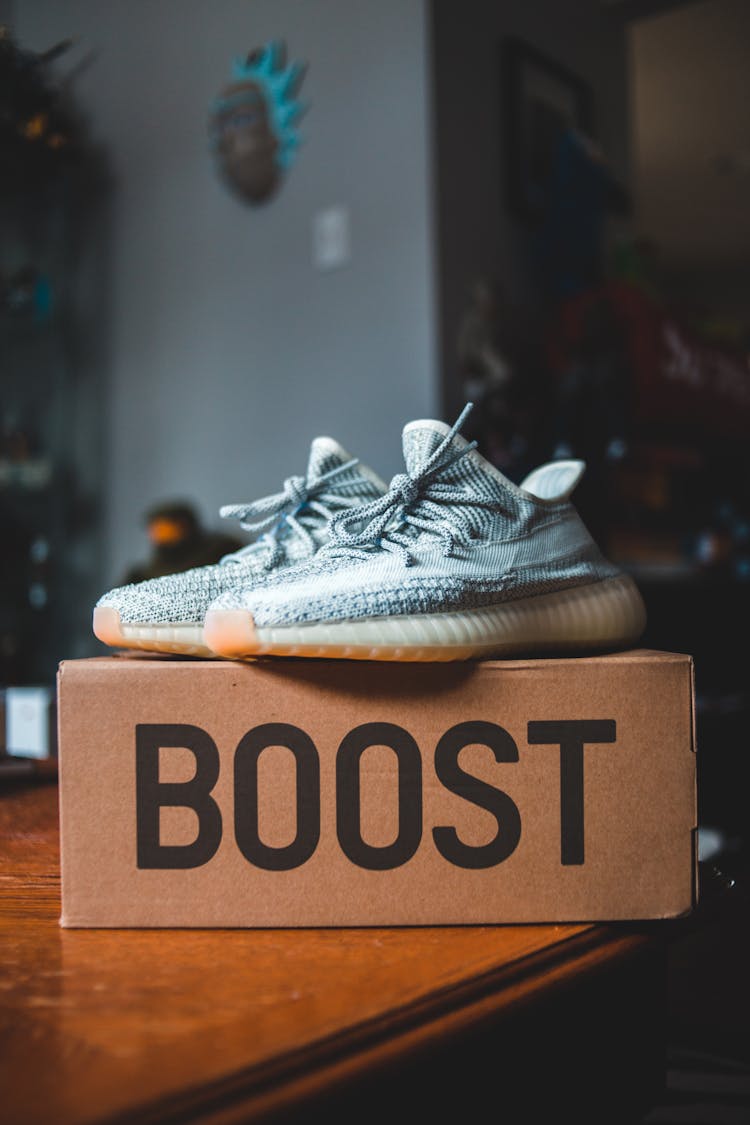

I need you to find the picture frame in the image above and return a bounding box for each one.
[502,37,595,225]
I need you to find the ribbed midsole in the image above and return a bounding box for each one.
[118,621,211,656]
[249,574,646,661]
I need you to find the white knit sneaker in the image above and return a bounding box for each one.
[203,405,646,662]
[92,439,385,656]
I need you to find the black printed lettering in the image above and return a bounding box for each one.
[234,723,320,870]
[336,722,422,870]
[527,720,616,865]
[433,720,522,868]
[136,723,222,869]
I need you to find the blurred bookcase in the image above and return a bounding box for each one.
[0,28,110,685]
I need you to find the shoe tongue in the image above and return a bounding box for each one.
[401,419,513,498]
[306,436,356,481]
[306,436,384,499]
[402,420,461,474]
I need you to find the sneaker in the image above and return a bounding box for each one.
[92,438,386,656]
[203,404,646,661]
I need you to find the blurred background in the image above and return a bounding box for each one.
[2,4,749,824]
[1,1,749,1115]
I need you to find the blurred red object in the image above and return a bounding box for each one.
[547,281,750,441]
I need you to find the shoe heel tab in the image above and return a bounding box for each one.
[520,459,586,502]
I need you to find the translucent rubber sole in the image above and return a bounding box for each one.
[92,607,213,657]
[202,574,647,663]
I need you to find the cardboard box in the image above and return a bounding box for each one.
[57,649,697,927]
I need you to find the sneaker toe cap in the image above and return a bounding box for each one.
[95,578,192,625]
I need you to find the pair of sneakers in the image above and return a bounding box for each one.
[93,405,646,662]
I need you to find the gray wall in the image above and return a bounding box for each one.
[16,0,437,583]
[431,0,630,412]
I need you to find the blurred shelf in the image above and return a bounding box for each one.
[0,459,54,490]
[620,560,703,583]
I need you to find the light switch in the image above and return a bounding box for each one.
[312,206,350,270]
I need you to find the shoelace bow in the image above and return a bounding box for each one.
[324,403,498,566]
[219,458,364,568]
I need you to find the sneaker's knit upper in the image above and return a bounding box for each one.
[208,407,621,628]
[95,438,385,625]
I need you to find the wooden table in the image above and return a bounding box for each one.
[1,782,669,1125]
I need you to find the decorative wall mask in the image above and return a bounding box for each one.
[209,39,308,205]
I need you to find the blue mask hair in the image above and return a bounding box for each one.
[211,40,308,171]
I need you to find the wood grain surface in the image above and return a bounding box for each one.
[0,783,663,1125]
